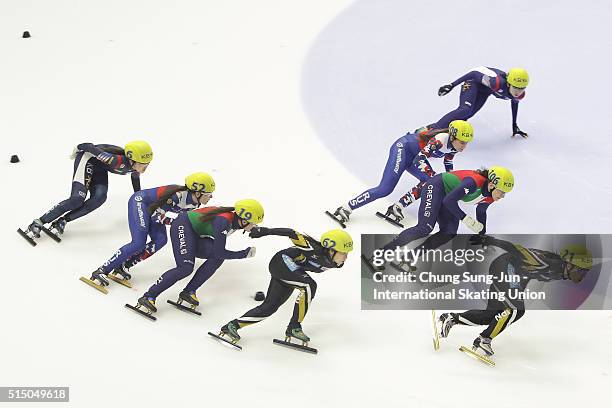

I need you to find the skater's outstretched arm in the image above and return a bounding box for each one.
[211,217,252,259]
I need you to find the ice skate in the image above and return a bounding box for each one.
[273,326,318,354]
[79,267,110,294]
[375,204,404,228]
[361,254,386,274]
[167,290,202,316]
[459,335,495,367]
[325,205,351,229]
[107,263,133,288]
[17,219,44,246]
[286,327,310,344]
[472,335,494,356]
[50,217,67,236]
[125,296,157,321]
[208,320,242,350]
[438,313,456,338]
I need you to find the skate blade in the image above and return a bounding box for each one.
[167,300,202,316]
[361,254,384,275]
[107,274,133,288]
[208,332,242,350]
[273,338,318,354]
[17,229,37,247]
[459,346,495,367]
[389,261,416,274]
[375,211,404,228]
[324,211,346,229]
[79,276,109,294]
[431,310,440,351]
[124,304,157,321]
[41,226,61,243]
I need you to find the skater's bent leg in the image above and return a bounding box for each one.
[182,258,224,293]
[430,82,480,129]
[348,138,408,210]
[144,215,197,299]
[382,177,445,251]
[101,194,150,273]
[480,308,525,339]
[237,278,293,328]
[64,178,108,222]
[285,277,317,329]
[39,182,87,224]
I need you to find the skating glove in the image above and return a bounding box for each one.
[512,124,528,138]
[438,84,454,96]
[153,211,175,225]
[462,215,484,234]
[69,146,81,160]
[249,226,269,238]
[246,247,257,258]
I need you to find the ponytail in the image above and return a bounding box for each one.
[148,185,189,215]
[198,207,235,223]
[417,128,449,144]
[474,167,489,179]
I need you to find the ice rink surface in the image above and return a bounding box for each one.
[1,1,611,407]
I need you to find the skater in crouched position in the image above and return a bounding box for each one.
[420,66,530,138]
[329,120,474,227]
[438,237,593,357]
[368,167,514,271]
[21,141,153,242]
[215,228,353,346]
[82,172,216,291]
[131,199,264,315]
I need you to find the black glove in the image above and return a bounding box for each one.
[249,226,269,238]
[469,234,489,247]
[438,84,454,96]
[512,124,528,138]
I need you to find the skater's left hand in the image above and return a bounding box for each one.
[154,212,173,225]
[512,124,528,138]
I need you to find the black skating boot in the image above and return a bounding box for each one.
[137,296,157,313]
[285,326,310,344]
[438,313,457,338]
[220,320,241,342]
[91,267,110,287]
[178,290,199,307]
[473,335,494,356]
[50,217,67,235]
[111,263,131,281]
[26,219,44,238]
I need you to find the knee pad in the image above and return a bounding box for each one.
[65,195,86,210]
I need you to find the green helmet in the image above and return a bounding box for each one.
[560,245,593,270]
[185,172,215,193]
[320,229,354,253]
[507,68,529,88]
[234,199,264,224]
[448,120,474,142]
[124,140,153,164]
[488,166,514,193]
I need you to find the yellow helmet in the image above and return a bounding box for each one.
[124,140,153,164]
[560,245,593,270]
[320,229,354,253]
[488,166,514,193]
[507,68,529,88]
[234,199,264,224]
[185,172,215,193]
[448,120,474,142]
